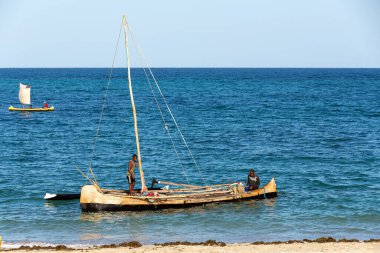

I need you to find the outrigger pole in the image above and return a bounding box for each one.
[123,15,147,192]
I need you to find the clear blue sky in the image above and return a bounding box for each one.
[0,0,379,67]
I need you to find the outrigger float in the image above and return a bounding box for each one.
[78,16,277,212]
[9,83,54,112]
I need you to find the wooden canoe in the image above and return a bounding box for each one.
[80,178,277,212]
[9,106,55,112]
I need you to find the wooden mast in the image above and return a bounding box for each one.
[123,15,147,192]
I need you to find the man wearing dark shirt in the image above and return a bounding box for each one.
[247,169,260,191]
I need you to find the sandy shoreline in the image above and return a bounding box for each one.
[3,238,380,253]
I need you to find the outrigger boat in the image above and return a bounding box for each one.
[9,83,54,112]
[79,16,277,212]
[81,179,277,212]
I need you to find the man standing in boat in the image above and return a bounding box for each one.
[127,154,138,195]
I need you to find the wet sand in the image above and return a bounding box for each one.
[4,238,380,253]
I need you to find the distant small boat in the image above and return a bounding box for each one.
[9,83,54,112]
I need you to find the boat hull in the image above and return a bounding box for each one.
[80,178,277,212]
[9,106,55,112]
[80,192,277,212]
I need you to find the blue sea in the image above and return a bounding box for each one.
[0,68,379,247]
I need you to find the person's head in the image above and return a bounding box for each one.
[132,154,137,161]
[249,169,255,176]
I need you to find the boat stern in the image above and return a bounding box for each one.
[241,177,277,199]
[266,177,277,193]
[80,185,107,204]
[80,185,130,212]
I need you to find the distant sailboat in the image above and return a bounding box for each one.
[9,83,54,112]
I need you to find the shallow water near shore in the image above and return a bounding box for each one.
[0,68,379,246]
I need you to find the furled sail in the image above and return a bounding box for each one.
[19,83,31,105]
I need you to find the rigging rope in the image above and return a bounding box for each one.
[144,68,190,185]
[88,19,123,184]
[126,26,190,185]
[127,23,207,186]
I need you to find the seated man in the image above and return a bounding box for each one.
[247,169,260,191]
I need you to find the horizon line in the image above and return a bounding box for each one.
[1,67,380,69]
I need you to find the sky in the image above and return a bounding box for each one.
[0,0,379,68]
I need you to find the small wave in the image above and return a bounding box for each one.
[1,241,92,250]
[367,185,380,190]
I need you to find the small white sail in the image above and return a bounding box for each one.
[19,83,31,105]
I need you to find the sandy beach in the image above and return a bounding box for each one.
[5,240,380,253]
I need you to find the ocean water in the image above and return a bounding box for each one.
[0,68,379,246]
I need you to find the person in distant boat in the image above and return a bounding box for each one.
[127,154,138,195]
[247,169,260,191]
[43,102,49,108]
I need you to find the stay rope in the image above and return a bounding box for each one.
[127,23,207,186]
[126,27,190,185]
[143,68,191,185]
[88,19,123,184]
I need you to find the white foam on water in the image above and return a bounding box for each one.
[1,241,94,250]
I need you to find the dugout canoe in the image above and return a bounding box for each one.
[9,83,54,112]
[80,178,277,212]
[9,106,55,112]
